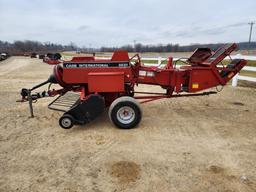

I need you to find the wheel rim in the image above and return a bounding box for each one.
[61,118,72,128]
[116,106,135,124]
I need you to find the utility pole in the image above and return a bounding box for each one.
[89,43,92,53]
[133,40,136,52]
[248,21,255,53]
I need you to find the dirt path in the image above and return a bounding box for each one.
[0,57,33,76]
[0,57,256,192]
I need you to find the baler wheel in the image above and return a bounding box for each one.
[59,114,74,129]
[109,97,142,129]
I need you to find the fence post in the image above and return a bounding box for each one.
[158,56,162,65]
[232,74,239,87]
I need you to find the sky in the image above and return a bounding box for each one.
[0,0,255,47]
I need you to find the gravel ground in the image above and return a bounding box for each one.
[0,57,256,192]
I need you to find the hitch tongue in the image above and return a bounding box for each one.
[27,89,34,118]
[18,88,34,117]
[17,79,50,117]
[16,88,35,117]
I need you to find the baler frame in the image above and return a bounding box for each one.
[18,43,247,129]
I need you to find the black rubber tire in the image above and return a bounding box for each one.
[108,96,142,129]
[59,114,74,129]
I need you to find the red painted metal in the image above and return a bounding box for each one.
[111,50,130,61]
[71,56,95,62]
[43,57,61,65]
[20,43,247,107]
[18,42,249,129]
[88,72,125,92]
[48,43,245,103]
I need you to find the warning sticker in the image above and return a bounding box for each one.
[192,83,199,89]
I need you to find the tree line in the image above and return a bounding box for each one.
[100,42,256,52]
[0,40,77,55]
[0,40,255,54]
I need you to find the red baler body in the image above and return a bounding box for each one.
[20,43,247,129]
[60,43,246,98]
